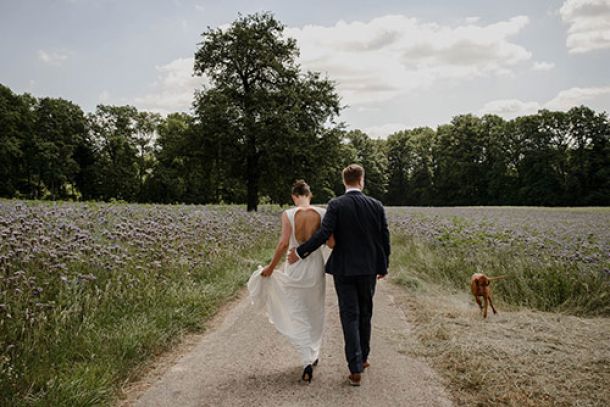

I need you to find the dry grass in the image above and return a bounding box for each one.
[391,279,610,406]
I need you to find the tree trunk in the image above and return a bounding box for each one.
[246,134,258,212]
[27,168,32,199]
[139,145,145,199]
[243,84,259,211]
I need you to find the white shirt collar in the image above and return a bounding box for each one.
[345,187,362,194]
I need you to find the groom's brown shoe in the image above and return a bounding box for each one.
[348,373,361,386]
[363,361,370,370]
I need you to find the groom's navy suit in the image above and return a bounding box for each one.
[296,189,390,373]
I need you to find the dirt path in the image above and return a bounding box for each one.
[123,277,453,406]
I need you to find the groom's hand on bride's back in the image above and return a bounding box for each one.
[287,248,300,264]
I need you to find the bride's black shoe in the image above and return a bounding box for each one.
[313,359,319,367]
[302,364,313,383]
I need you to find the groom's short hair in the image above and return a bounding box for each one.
[343,164,365,186]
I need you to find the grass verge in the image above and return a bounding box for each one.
[390,233,609,316]
[390,233,610,406]
[2,242,275,406]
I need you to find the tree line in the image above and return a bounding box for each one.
[1,13,609,209]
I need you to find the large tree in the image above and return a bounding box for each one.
[88,105,140,201]
[344,130,388,200]
[147,113,192,203]
[33,97,88,199]
[511,111,567,205]
[385,128,436,206]
[477,115,512,204]
[0,85,29,197]
[564,106,610,205]
[193,12,341,211]
[134,111,162,198]
[433,115,488,205]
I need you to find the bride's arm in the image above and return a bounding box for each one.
[261,212,291,277]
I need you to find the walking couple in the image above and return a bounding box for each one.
[248,164,391,386]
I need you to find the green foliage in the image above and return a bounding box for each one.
[5,252,271,406]
[1,14,609,206]
[193,12,342,211]
[87,105,140,201]
[391,233,610,316]
[384,108,610,206]
[0,84,29,197]
[33,98,88,200]
[134,111,162,198]
[144,113,196,203]
[386,127,435,205]
[344,130,388,200]
[0,201,278,405]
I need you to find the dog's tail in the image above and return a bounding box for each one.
[488,275,508,281]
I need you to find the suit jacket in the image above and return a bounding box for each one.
[296,190,390,277]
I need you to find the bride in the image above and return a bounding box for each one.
[247,180,333,383]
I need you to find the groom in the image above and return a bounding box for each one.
[288,164,391,386]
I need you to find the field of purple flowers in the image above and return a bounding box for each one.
[388,206,610,315]
[0,200,279,405]
[388,207,610,270]
[1,201,609,405]
[387,207,610,406]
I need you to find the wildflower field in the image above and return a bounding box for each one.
[0,200,278,405]
[1,201,609,405]
[388,206,610,316]
[388,206,610,406]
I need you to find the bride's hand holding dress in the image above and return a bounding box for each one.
[260,212,291,277]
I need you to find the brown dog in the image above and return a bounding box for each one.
[470,273,506,318]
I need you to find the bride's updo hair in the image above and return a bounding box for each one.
[291,179,312,197]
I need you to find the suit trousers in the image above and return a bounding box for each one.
[332,274,377,374]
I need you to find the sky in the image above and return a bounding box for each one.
[1,0,610,138]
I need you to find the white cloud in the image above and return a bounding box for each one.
[360,122,411,139]
[368,85,610,135]
[37,49,69,66]
[286,15,532,106]
[560,0,610,53]
[194,4,205,12]
[479,99,541,118]
[133,14,533,116]
[465,17,481,24]
[133,57,208,114]
[545,85,610,110]
[480,85,610,118]
[532,61,556,71]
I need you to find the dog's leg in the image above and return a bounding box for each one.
[475,295,483,310]
[483,294,489,318]
[488,293,497,315]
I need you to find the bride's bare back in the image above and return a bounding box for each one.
[294,208,321,244]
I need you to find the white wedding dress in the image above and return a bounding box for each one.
[247,206,328,367]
